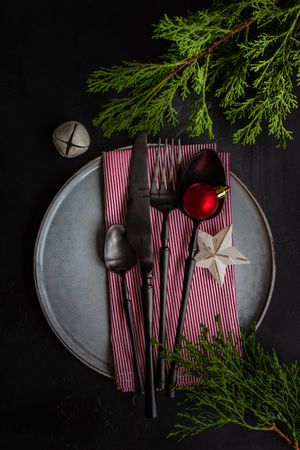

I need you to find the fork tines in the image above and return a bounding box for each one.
[151,138,182,195]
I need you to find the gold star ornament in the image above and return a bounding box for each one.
[195,224,250,285]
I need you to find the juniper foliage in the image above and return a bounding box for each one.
[161,317,300,449]
[87,0,300,148]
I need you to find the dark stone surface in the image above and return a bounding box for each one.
[1,1,300,449]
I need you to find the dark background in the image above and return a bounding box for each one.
[1,1,300,449]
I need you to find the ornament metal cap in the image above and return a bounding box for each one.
[214,185,230,199]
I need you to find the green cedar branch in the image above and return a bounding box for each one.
[87,1,300,148]
[158,316,300,449]
[157,17,255,82]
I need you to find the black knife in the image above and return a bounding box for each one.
[125,132,157,419]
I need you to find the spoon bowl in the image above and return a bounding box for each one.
[178,148,226,220]
[104,224,136,274]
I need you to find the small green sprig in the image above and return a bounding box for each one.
[87,0,300,148]
[161,317,300,449]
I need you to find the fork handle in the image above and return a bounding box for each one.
[156,217,170,390]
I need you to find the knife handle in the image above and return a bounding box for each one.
[156,216,169,390]
[121,275,145,395]
[166,220,198,398]
[142,271,157,419]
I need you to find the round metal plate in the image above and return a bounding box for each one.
[34,153,275,378]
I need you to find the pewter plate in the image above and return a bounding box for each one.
[34,154,275,378]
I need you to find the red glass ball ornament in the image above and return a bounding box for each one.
[182,183,219,219]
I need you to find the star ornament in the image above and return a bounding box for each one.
[195,224,250,285]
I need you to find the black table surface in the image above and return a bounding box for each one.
[1,1,300,449]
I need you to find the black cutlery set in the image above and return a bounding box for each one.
[104,132,229,418]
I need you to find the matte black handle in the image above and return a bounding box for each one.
[121,275,145,395]
[156,216,170,390]
[166,360,179,398]
[142,271,157,418]
[166,220,199,398]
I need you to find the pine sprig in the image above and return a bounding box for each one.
[161,317,300,449]
[87,0,300,148]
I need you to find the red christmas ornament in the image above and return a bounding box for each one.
[182,183,230,220]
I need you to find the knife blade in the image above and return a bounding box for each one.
[125,132,157,419]
[125,132,153,272]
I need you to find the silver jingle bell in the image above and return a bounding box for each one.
[52,121,90,158]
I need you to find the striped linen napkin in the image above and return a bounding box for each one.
[103,144,241,392]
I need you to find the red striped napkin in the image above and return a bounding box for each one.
[103,144,241,392]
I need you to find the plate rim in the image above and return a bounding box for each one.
[33,149,276,377]
[33,156,114,378]
[230,171,276,328]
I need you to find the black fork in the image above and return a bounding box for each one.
[150,138,182,390]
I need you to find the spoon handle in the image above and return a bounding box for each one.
[166,220,199,398]
[121,275,145,395]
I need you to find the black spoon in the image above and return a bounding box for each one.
[104,224,145,394]
[166,149,226,398]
